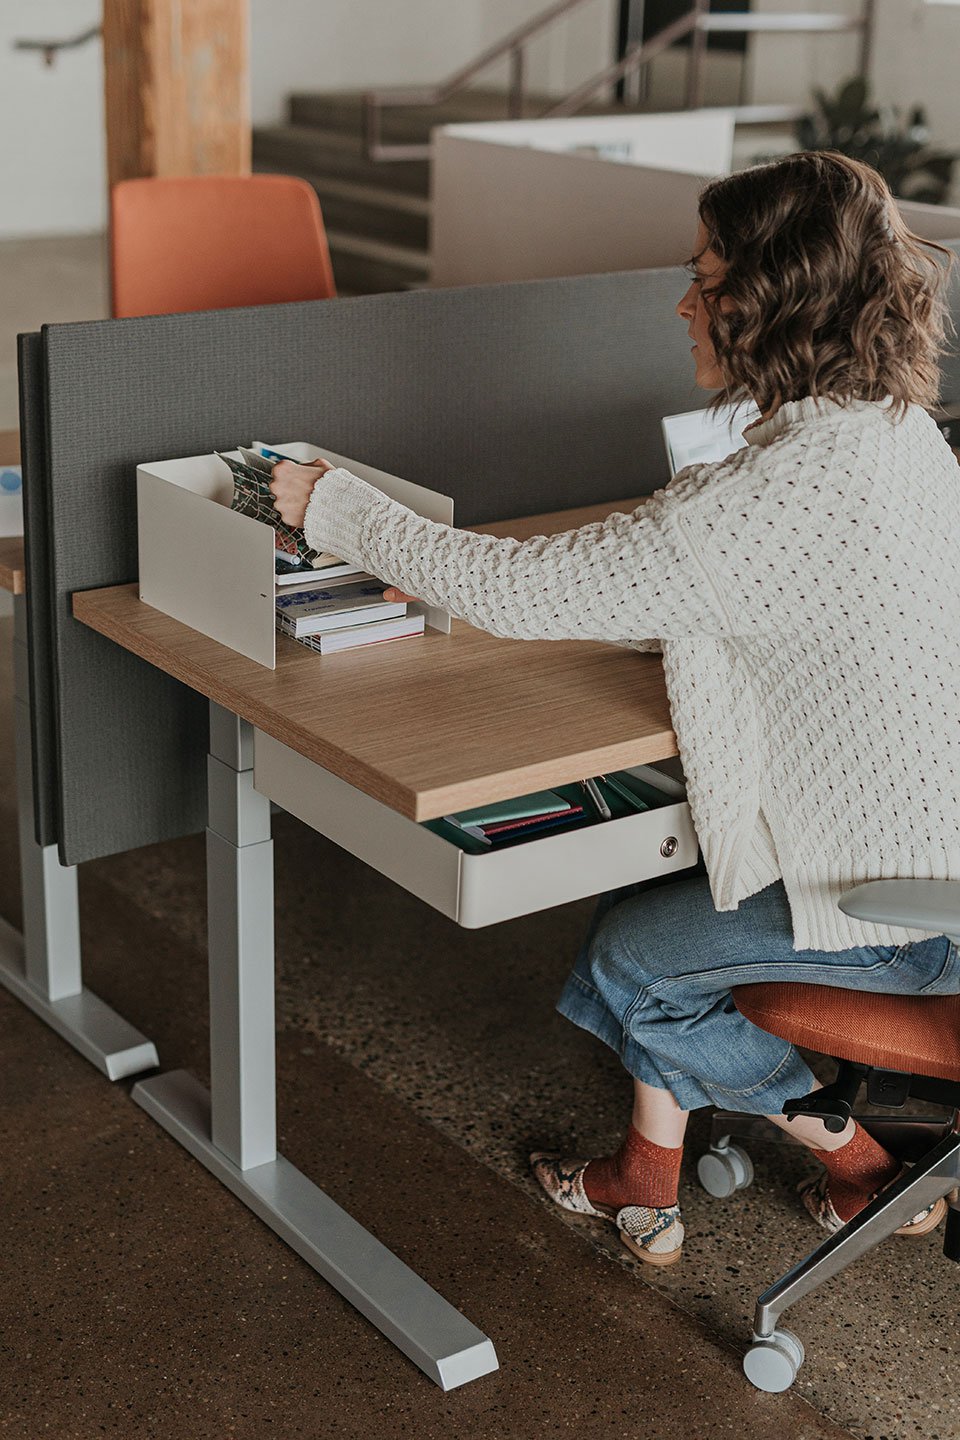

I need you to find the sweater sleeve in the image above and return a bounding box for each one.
[303,467,718,644]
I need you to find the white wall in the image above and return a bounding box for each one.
[251,0,618,126]
[744,0,863,110]
[746,0,960,184]
[0,2,106,239]
[872,0,960,191]
[5,0,960,241]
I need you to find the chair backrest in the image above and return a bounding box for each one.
[110,174,337,319]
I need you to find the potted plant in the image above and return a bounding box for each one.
[770,77,957,204]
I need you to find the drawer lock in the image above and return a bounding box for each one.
[660,836,679,859]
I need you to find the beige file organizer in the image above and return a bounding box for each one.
[136,442,453,667]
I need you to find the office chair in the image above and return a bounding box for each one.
[110,174,337,319]
[696,879,960,1393]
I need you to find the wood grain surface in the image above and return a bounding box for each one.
[73,498,678,820]
[0,539,25,596]
[103,0,250,186]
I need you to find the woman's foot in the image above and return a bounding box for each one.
[529,1151,684,1266]
[798,1169,947,1237]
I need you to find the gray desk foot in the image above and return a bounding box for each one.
[0,916,158,1080]
[132,1069,499,1391]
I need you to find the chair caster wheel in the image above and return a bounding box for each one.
[743,1328,805,1393]
[697,1141,754,1198]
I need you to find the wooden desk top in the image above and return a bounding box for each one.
[0,538,25,596]
[0,434,25,594]
[0,430,19,467]
[73,498,678,821]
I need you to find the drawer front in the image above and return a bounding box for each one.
[253,732,698,929]
[456,799,698,927]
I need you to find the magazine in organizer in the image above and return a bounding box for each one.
[136,441,453,668]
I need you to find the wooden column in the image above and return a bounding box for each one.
[102,0,250,186]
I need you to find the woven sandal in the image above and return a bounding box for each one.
[529,1151,684,1267]
[798,1169,947,1238]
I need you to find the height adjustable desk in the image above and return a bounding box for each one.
[0,534,157,1079]
[73,498,699,1391]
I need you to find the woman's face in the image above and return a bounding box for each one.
[676,221,729,391]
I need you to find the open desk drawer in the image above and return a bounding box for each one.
[254,732,699,928]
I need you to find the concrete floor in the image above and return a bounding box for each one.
[0,233,109,430]
[2,229,959,1438]
[0,612,958,1440]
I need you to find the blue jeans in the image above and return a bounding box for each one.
[557,875,960,1114]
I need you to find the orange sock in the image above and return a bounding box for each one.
[582,1124,683,1210]
[813,1122,900,1222]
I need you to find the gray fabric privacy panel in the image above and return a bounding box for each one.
[41,269,701,866]
[17,332,58,847]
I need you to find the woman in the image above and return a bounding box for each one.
[271,151,960,1268]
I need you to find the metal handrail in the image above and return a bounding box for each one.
[14,24,101,67]
[363,0,873,161]
[363,0,600,161]
[544,6,704,119]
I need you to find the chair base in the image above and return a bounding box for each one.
[701,1105,960,1392]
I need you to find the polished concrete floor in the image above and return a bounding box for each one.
[0,614,958,1440]
[2,229,959,1437]
[0,234,109,430]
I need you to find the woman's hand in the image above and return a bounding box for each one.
[383,586,421,603]
[269,457,334,529]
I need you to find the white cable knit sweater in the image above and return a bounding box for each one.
[305,397,960,952]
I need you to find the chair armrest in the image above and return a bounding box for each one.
[838,880,960,943]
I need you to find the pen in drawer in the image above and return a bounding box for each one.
[580,777,612,820]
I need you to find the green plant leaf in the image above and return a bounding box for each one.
[836,76,869,121]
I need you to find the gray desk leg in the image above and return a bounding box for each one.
[133,702,498,1392]
[0,595,158,1080]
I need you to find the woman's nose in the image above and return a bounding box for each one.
[676,285,696,320]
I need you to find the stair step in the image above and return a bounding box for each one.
[286,86,666,148]
[326,229,428,275]
[252,124,430,195]
[254,166,430,249]
[328,246,428,296]
[287,86,617,141]
[298,173,430,218]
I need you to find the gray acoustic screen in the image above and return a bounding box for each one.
[17,332,58,847]
[40,269,702,865]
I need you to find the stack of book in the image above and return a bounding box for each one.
[443,791,586,848]
[275,574,424,656]
[218,442,425,658]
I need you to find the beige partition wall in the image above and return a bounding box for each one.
[430,112,960,289]
[430,111,735,287]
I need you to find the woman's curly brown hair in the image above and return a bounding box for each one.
[696,150,954,419]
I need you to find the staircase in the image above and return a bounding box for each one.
[253,88,637,294]
[253,93,506,295]
[252,2,874,297]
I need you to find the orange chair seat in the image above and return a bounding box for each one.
[733,982,960,1083]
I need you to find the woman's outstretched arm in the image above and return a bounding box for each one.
[288,464,719,646]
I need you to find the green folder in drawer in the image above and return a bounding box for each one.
[450,791,571,828]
